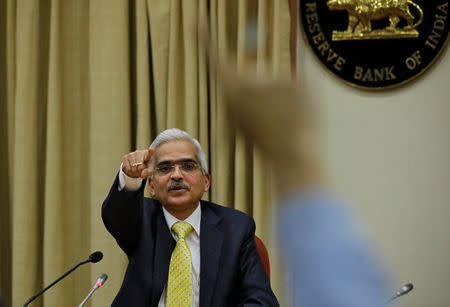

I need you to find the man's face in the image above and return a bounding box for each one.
[149,140,210,217]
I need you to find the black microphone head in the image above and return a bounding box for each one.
[88,251,103,263]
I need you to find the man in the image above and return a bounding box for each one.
[102,128,278,307]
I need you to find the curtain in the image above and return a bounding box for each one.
[0,1,292,306]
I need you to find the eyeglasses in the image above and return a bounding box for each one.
[154,160,200,175]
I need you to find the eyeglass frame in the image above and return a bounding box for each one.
[153,158,202,176]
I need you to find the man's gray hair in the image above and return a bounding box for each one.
[149,128,208,174]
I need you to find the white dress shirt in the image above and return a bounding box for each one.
[118,166,201,307]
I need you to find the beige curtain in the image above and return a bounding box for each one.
[0,1,292,306]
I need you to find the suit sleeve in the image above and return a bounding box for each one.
[101,173,147,255]
[237,217,279,306]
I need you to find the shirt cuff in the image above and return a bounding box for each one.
[118,163,143,191]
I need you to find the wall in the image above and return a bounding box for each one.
[298,36,450,306]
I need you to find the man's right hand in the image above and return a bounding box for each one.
[121,148,154,179]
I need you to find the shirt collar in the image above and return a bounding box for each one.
[162,202,201,236]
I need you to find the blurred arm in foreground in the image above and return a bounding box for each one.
[215,53,394,307]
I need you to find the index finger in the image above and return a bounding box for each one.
[143,148,154,162]
[140,163,153,179]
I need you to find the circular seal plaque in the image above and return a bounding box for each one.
[300,0,449,89]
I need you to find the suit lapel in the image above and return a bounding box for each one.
[199,203,223,307]
[151,210,175,306]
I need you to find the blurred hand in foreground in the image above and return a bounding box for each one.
[204,34,323,196]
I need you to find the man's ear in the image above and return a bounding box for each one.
[203,173,211,192]
[148,178,156,197]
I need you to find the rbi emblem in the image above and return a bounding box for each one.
[300,0,449,89]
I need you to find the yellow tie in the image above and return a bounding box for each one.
[167,222,193,307]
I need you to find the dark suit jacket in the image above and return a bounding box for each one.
[102,175,279,306]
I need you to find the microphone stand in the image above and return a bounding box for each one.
[23,260,90,307]
[78,288,96,307]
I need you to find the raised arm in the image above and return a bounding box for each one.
[101,148,154,255]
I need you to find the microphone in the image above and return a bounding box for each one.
[23,251,103,307]
[88,251,103,263]
[78,274,108,307]
[386,283,414,303]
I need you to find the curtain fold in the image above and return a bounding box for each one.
[12,1,49,305]
[42,1,91,304]
[89,1,133,305]
[0,1,292,306]
[0,1,12,305]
